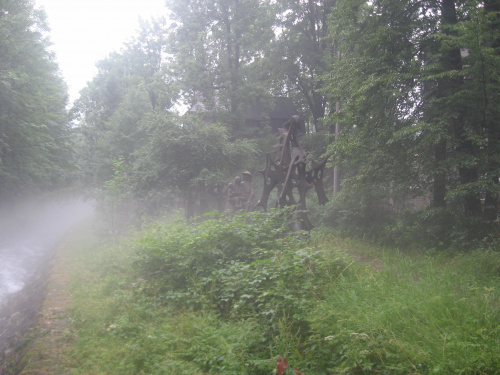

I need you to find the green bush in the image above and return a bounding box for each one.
[314,190,395,241]
[383,208,500,250]
[134,211,349,328]
[133,211,289,306]
[317,189,500,250]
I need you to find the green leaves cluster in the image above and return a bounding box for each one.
[0,0,72,202]
[69,1,339,223]
[72,18,174,189]
[134,113,257,194]
[322,0,500,246]
[126,216,500,374]
[167,0,276,120]
[269,0,336,127]
[134,210,346,328]
[72,14,262,220]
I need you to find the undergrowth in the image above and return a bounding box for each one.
[53,211,499,374]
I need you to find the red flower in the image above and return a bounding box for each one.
[277,356,288,375]
[293,366,303,375]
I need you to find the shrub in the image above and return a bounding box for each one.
[133,211,289,304]
[314,190,395,241]
[133,210,349,331]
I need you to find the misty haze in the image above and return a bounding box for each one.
[0,198,94,358]
[1,0,499,373]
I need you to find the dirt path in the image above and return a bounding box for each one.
[2,240,75,375]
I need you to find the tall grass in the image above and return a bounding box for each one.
[36,213,500,374]
[306,248,500,374]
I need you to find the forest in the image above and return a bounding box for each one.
[2,1,500,374]
[1,0,499,248]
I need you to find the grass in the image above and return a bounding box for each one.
[12,215,500,374]
[309,249,500,373]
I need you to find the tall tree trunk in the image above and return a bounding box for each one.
[484,0,500,220]
[433,140,447,208]
[434,0,481,214]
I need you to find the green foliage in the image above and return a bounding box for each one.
[134,210,338,322]
[318,193,500,249]
[167,0,276,121]
[72,17,175,189]
[267,0,336,126]
[66,0,500,249]
[322,0,500,247]
[308,249,500,374]
[384,208,500,250]
[95,158,135,237]
[73,25,261,215]
[132,113,259,217]
[0,0,73,202]
[315,189,395,242]
[35,217,500,374]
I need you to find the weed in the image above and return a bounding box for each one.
[23,214,500,374]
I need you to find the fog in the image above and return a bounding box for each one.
[0,196,94,361]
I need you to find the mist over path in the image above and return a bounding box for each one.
[0,197,94,367]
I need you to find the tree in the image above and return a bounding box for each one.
[71,10,264,219]
[419,0,499,219]
[268,0,337,129]
[0,0,72,204]
[325,0,422,200]
[133,112,258,218]
[166,0,276,129]
[72,17,176,188]
[480,0,500,220]
[323,0,500,244]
